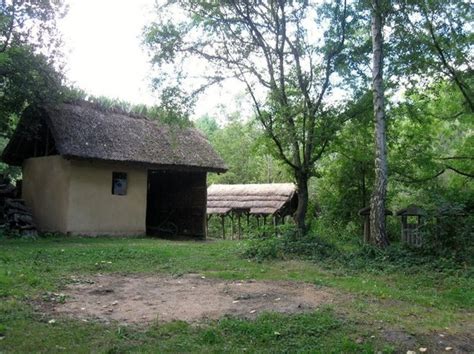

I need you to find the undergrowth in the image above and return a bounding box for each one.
[243,224,473,277]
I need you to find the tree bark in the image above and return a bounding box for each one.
[294,172,309,235]
[369,0,389,248]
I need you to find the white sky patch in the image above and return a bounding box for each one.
[58,0,249,121]
[59,0,155,104]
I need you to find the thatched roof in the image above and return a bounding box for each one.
[2,101,227,172]
[358,206,393,216]
[396,204,427,216]
[207,183,297,216]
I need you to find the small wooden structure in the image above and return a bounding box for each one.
[358,206,393,243]
[396,205,426,247]
[207,183,298,239]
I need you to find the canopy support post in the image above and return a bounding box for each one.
[221,215,226,240]
[238,213,242,240]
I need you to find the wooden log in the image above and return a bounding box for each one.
[13,213,34,225]
[6,209,33,217]
[17,224,37,230]
[5,199,29,213]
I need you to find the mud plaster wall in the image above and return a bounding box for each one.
[66,160,147,236]
[22,155,71,233]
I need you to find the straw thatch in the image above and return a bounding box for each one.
[2,101,227,172]
[207,183,297,216]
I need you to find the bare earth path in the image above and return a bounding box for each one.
[47,273,334,324]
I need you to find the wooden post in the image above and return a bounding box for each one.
[273,215,277,236]
[206,215,211,238]
[221,215,226,240]
[400,216,403,243]
[363,216,371,244]
[262,215,267,237]
[230,214,235,240]
[238,213,242,240]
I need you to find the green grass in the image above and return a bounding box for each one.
[0,235,472,352]
[1,303,380,353]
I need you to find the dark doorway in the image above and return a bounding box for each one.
[146,170,207,238]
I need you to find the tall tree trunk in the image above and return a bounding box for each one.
[369,0,389,248]
[294,172,309,235]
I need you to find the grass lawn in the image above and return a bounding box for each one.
[0,236,472,353]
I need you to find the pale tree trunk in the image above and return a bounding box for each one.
[369,0,389,248]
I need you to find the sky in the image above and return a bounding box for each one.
[59,0,247,122]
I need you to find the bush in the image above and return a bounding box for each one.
[243,224,339,262]
[243,221,473,275]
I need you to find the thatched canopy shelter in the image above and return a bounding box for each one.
[358,206,393,244]
[206,183,298,239]
[358,206,393,216]
[395,204,427,217]
[207,183,298,216]
[1,101,226,238]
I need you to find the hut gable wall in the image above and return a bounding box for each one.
[66,159,147,236]
[22,155,71,233]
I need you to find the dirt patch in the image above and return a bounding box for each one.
[45,273,334,324]
[380,328,474,354]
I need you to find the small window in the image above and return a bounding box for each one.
[112,172,127,195]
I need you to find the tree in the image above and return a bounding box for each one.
[369,0,389,247]
[144,0,350,233]
[390,81,474,183]
[0,0,65,137]
[196,115,290,185]
[391,0,473,112]
[317,92,374,221]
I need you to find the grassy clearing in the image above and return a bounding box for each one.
[0,235,472,352]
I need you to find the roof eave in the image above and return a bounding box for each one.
[62,154,228,173]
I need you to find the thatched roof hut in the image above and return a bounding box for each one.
[207,183,297,216]
[1,101,227,238]
[2,101,227,172]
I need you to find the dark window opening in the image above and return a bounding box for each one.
[112,172,127,195]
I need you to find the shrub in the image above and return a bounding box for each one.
[243,221,473,275]
[243,224,339,262]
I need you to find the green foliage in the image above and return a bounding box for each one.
[0,46,63,134]
[243,221,473,276]
[315,92,374,222]
[195,115,291,185]
[244,224,339,262]
[389,0,473,110]
[0,1,66,137]
[313,81,472,250]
